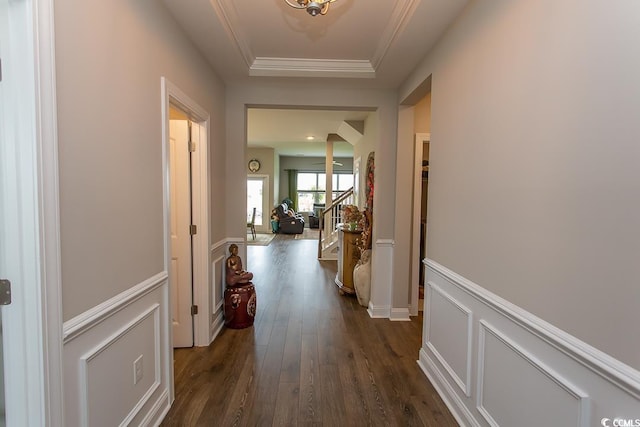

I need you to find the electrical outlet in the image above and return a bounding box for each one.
[133,355,143,385]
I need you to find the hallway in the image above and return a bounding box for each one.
[161,236,456,426]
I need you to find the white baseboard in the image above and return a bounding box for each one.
[147,389,171,427]
[210,311,225,344]
[367,302,390,318]
[418,349,479,427]
[420,260,640,427]
[389,307,411,321]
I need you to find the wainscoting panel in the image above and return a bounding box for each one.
[419,260,640,427]
[477,321,588,427]
[424,283,472,396]
[81,304,160,426]
[63,273,171,427]
[210,240,227,343]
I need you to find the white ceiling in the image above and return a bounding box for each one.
[162,0,468,156]
[247,108,370,157]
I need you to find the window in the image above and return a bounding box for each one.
[296,172,354,212]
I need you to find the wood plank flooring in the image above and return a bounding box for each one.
[161,234,457,426]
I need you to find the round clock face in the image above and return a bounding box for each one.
[248,159,261,172]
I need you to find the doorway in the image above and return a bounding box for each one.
[411,133,430,314]
[169,110,195,348]
[247,175,269,233]
[161,78,211,352]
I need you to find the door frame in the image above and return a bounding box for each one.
[0,0,64,424]
[247,174,270,233]
[410,133,430,316]
[161,78,211,396]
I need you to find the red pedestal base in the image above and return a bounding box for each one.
[224,283,256,329]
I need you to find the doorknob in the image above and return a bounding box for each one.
[0,279,11,305]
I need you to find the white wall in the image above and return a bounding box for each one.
[54,0,226,424]
[399,0,640,423]
[402,0,640,372]
[55,0,226,321]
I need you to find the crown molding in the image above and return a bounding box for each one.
[211,0,254,68]
[370,0,420,69]
[214,0,415,78]
[250,57,375,79]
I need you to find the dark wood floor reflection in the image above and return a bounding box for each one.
[161,235,457,426]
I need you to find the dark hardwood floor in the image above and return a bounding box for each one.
[161,234,457,426]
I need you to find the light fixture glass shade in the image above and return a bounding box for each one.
[283,0,337,16]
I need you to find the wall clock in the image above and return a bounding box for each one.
[248,159,261,173]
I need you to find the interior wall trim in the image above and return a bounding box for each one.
[211,0,254,67]
[425,259,640,399]
[78,304,161,426]
[210,252,226,345]
[370,0,420,69]
[367,303,390,319]
[476,320,590,427]
[369,239,394,319]
[250,57,375,79]
[418,349,481,427]
[389,307,411,321]
[425,282,473,397]
[210,238,228,253]
[139,389,170,427]
[63,271,168,344]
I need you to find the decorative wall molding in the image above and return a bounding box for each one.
[424,282,473,397]
[212,0,254,68]
[63,272,168,344]
[250,57,375,79]
[210,252,226,344]
[371,0,420,69]
[79,304,161,426]
[210,238,228,254]
[419,260,640,427]
[418,349,479,427]
[214,0,415,79]
[63,277,169,426]
[425,259,640,399]
[477,320,590,427]
[139,389,170,427]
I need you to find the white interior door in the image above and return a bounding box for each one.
[170,119,194,348]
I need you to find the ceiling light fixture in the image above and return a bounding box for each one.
[283,0,338,17]
[306,136,315,140]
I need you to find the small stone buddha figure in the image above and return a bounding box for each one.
[225,244,253,287]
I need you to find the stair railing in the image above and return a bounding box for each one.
[317,187,354,258]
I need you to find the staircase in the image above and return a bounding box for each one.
[317,188,355,260]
